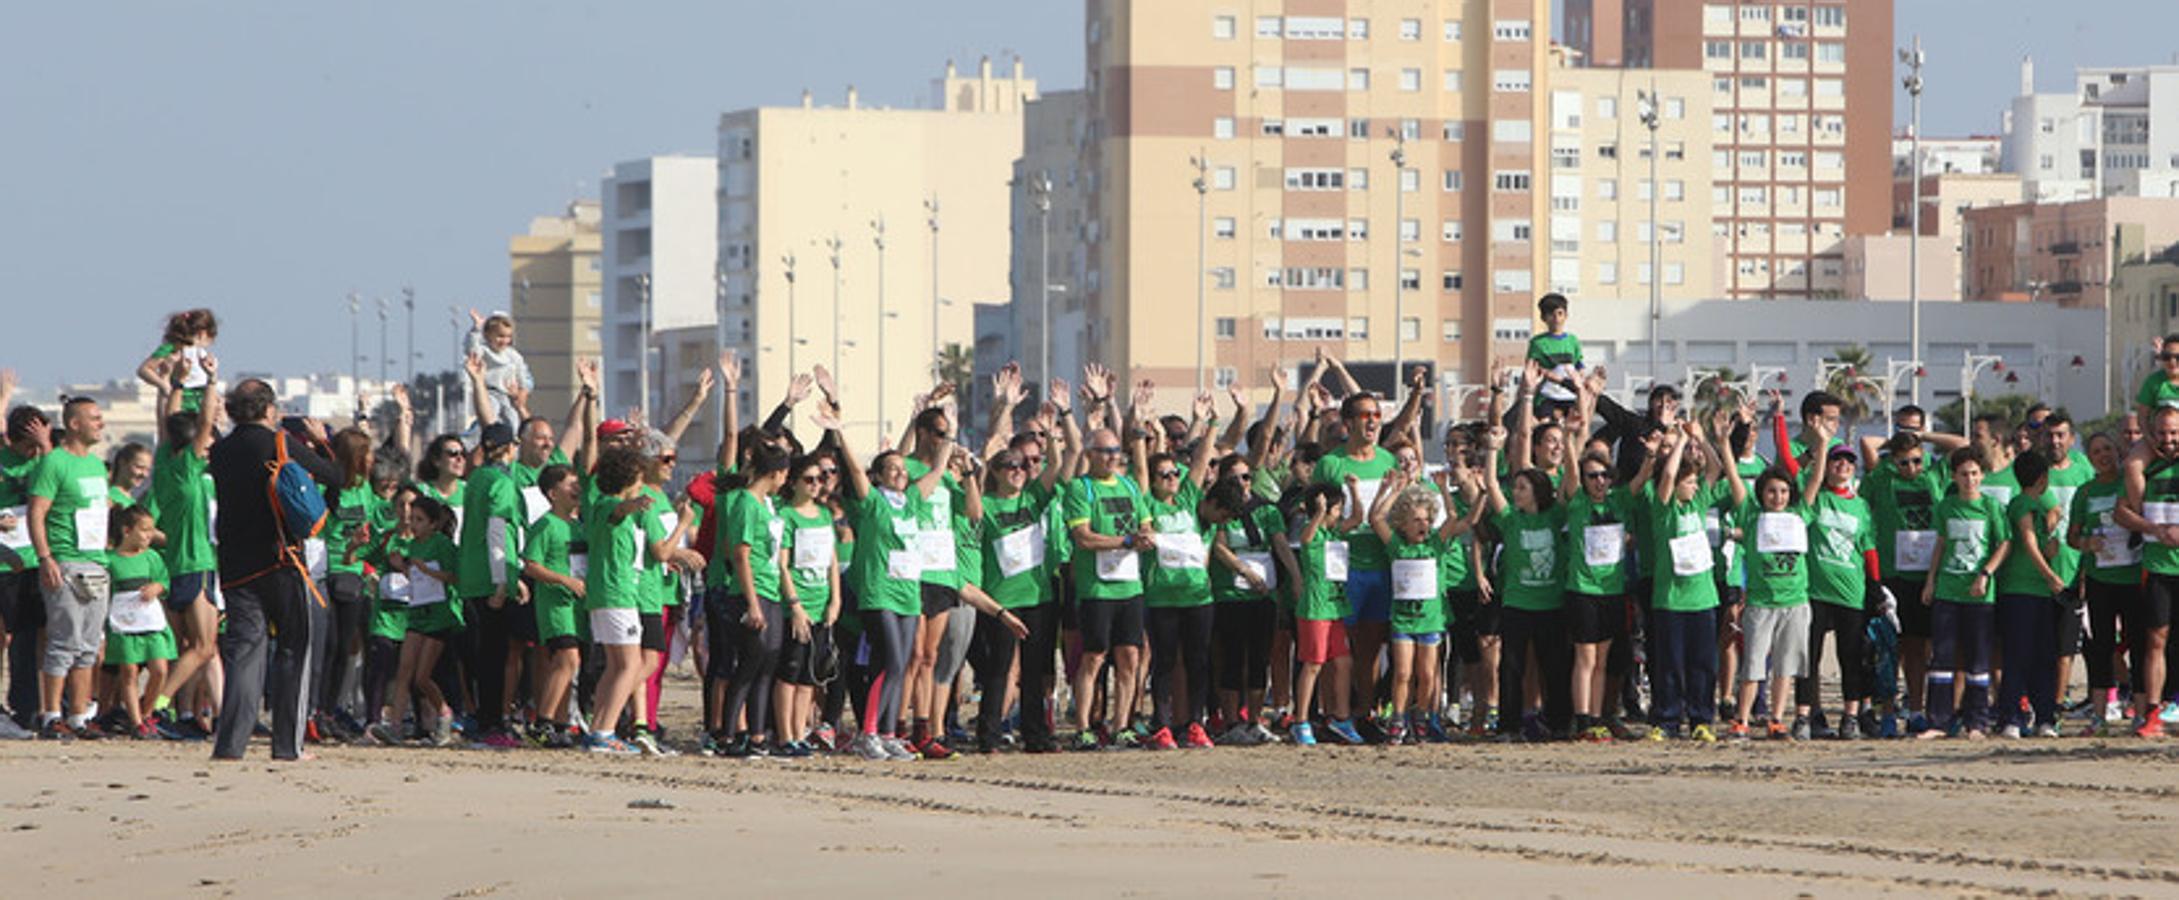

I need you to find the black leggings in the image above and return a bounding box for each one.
[1797,599,1869,708]
[2083,578,2131,692]
[976,604,1060,747]
[861,609,919,735]
[1148,605,1215,731]
[1214,601,1274,701]
[468,598,514,730]
[1499,605,1572,731]
[363,635,400,724]
[316,573,367,716]
[724,596,785,739]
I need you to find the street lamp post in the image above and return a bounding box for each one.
[402,285,416,384]
[635,273,652,422]
[1390,130,1409,405]
[825,234,844,377]
[715,263,730,450]
[1962,351,2006,428]
[1901,37,1926,406]
[348,292,361,418]
[1880,359,1925,429]
[782,253,798,376]
[926,197,941,375]
[1639,86,1662,384]
[1190,151,1209,394]
[873,216,889,437]
[377,297,390,388]
[1032,172,1053,392]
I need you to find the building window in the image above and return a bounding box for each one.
[1261,119,1285,136]
[1815,187,1842,207]
[1666,97,1686,119]
[1817,42,1845,63]
[1400,18,1422,40]
[1211,267,1236,289]
[2039,154,2054,171]
[1741,41,1767,60]
[1705,40,1731,60]
[1400,118,1422,140]
[1814,78,1844,98]
[1348,218,1370,240]
[1442,319,1461,341]
[1493,69,1532,92]
[1597,220,1617,241]
[1213,117,1235,139]
[1740,5,1770,21]
[1442,271,1464,291]
[1256,16,1282,38]
[1349,268,1369,291]
[1599,262,1619,284]
[1813,6,1845,27]
[1284,168,1345,190]
[1400,317,1421,341]
[1664,180,1684,201]
[1598,179,1618,200]
[1492,219,1532,242]
[1441,220,1462,241]
[1215,317,1237,339]
[1399,169,1420,192]
[1442,20,1460,41]
[1213,15,1236,39]
[1214,67,1234,90]
[1349,118,1372,139]
[1782,42,1809,61]
[1348,68,1370,90]
[1665,263,1685,285]
[1349,168,1370,189]
[1348,317,1370,339]
[1494,19,1532,41]
[1214,217,1236,239]
[1493,170,1532,192]
[1497,120,1534,143]
[1349,18,1369,39]
[1399,68,1422,91]
[1494,269,1533,293]
[1399,219,1421,242]
[1442,170,1463,192]
[1443,70,1464,92]
[1213,167,1236,190]
[1400,270,1421,291]
[1443,121,1465,142]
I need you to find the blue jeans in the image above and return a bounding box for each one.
[1649,607,1719,728]
[1997,593,2059,729]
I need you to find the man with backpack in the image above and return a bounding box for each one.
[208,378,338,760]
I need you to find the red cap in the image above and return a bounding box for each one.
[596,419,633,438]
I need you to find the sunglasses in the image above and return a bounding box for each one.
[1897,457,1924,467]
[1583,470,1612,481]
[1154,470,1180,479]
[996,461,1030,471]
[658,455,677,465]
[1350,411,1383,421]
[1019,455,1044,466]
[820,467,839,477]
[1087,446,1124,456]
[2162,353,2179,362]
[438,448,464,458]
[796,475,824,485]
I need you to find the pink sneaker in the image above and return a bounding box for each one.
[1184,722,1214,749]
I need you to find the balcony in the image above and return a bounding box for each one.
[2048,240,2081,256]
[2048,280,2083,296]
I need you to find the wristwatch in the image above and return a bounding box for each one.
[1122,534,1136,550]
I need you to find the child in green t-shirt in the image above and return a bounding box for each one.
[1525,293,1583,415]
[519,465,587,745]
[1368,466,1485,745]
[1286,482,1364,746]
[103,506,177,737]
[377,494,463,747]
[1917,446,2012,739]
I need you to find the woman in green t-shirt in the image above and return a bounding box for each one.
[775,452,842,758]
[1994,449,2066,738]
[144,367,222,738]
[2065,432,2138,728]
[1559,449,1644,742]
[835,415,956,762]
[1134,424,1215,750]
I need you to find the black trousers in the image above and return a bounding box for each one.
[975,603,1060,748]
[213,568,315,760]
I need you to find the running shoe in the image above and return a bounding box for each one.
[2033,723,2061,739]
[1466,710,1492,738]
[1022,736,1061,754]
[2160,702,2179,725]
[133,720,157,740]
[333,709,368,740]
[1905,712,1932,735]
[849,732,890,761]
[881,735,918,760]
[1144,727,1178,751]
[1690,723,1718,743]
[0,716,33,741]
[918,737,958,760]
[1216,723,1258,747]
[1838,715,1862,741]
[304,717,325,744]
[74,720,108,741]
[632,731,670,756]
[1251,723,1279,745]
[1998,724,2023,739]
[1645,724,1673,742]
[1767,721,1789,741]
[1423,714,1453,744]
[721,734,757,758]
[481,730,523,749]
[1289,722,1318,746]
[1070,730,1102,752]
[2060,695,2091,717]
[1384,721,1409,746]
[1184,722,1214,749]
[1520,713,1550,743]
[1726,721,1750,741]
[1324,718,1365,745]
[586,733,640,756]
[1110,729,1142,751]
[149,710,191,742]
[811,724,838,753]
[2137,718,2165,739]
[365,721,401,746]
[1605,717,1637,741]
[1788,718,1810,742]
[1581,725,1612,743]
[2105,700,2130,725]
[428,717,457,748]
[772,740,813,759]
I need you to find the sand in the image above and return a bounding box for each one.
[9,703,2179,898]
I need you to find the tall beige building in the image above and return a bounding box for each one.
[1080,0,1552,405]
[716,60,1033,451]
[508,199,602,420]
[1010,90,1093,392]
[1549,58,1718,312]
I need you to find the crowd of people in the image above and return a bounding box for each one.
[5,295,2179,761]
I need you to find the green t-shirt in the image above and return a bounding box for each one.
[1063,474,1149,601]
[1210,501,1287,604]
[0,447,42,573]
[1494,506,1567,612]
[901,458,967,590]
[1807,490,1874,608]
[849,488,929,617]
[2137,369,2179,411]
[508,448,570,489]
[719,488,784,602]
[581,493,645,611]
[1865,460,1946,579]
[324,482,381,577]
[150,342,210,412]
[779,503,835,620]
[457,464,526,598]
[107,547,170,605]
[1440,491,1477,592]
[2070,477,2141,585]
[28,447,110,566]
[364,531,413,640]
[149,446,215,577]
[1933,494,2010,604]
[403,531,463,620]
[1738,502,1812,608]
[2142,458,2179,576]
[1387,533,1449,632]
[1981,465,2021,511]
[1647,482,1731,612]
[633,485,675,613]
[1311,446,1399,572]
[1143,481,1211,608]
[1997,490,2064,597]
[1563,487,1635,597]
[523,512,581,610]
[979,486,1054,610]
[1526,331,1583,402]
[2044,458,2093,586]
[1292,524,1350,622]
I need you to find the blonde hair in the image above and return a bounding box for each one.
[1387,485,1439,529]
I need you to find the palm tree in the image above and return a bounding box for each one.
[933,342,976,427]
[1821,344,1880,429]
[1689,366,1746,421]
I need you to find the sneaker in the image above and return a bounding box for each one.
[631,731,671,757]
[2033,723,2061,739]
[429,717,456,748]
[0,716,33,741]
[2160,702,2179,725]
[1289,722,1318,746]
[586,733,640,756]
[1385,722,1409,746]
[149,710,190,742]
[1998,724,2023,739]
[1324,718,1365,745]
[1184,722,1214,749]
[365,721,401,746]
[134,720,158,740]
[811,724,838,753]
[1877,712,1901,740]
[1788,718,1811,742]
[1070,730,1102,752]
[849,732,890,761]
[918,737,958,760]
[1690,724,1718,743]
[2136,718,2165,739]
[881,735,918,760]
[1727,721,1751,741]
[481,730,523,749]
[1251,723,1279,745]
[1838,715,1862,741]
[1644,725,1668,742]
[1768,721,1790,741]
[1217,723,1258,747]
[1423,715,1453,744]
[774,740,814,759]
[720,734,756,758]
[1144,727,1178,750]
[1905,712,1931,735]
[1520,713,1550,743]
[1581,725,1613,743]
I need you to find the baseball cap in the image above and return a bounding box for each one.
[596,419,634,439]
[479,422,516,449]
[1827,444,1858,462]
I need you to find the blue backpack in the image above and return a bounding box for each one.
[269,431,328,541]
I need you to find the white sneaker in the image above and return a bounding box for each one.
[429,717,457,747]
[2033,723,2061,738]
[849,732,889,761]
[881,736,917,761]
[1998,724,2023,739]
[2105,700,2129,723]
[1251,723,1280,745]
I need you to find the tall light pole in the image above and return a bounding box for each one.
[1639,85,1662,384]
[1190,151,1209,393]
[377,297,390,387]
[448,305,464,430]
[715,262,730,450]
[1390,130,1409,402]
[635,273,652,423]
[825,234,844,377]
[347,292,361,415]
[1962,351,2006,427]
[873,216,889,438]
[1031,172,1054,392]
[926,196,942,376]
[782,253,798,376]
[402,285,416,384]
[1901,36,1926,406]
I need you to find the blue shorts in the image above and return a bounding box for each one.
[168,571,216,612]
[1345,568,1392,625]
[1391,631,1444,646]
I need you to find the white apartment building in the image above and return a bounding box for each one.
[2001,58,2179,202]
[600,155,718,425]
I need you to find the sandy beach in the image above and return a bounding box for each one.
[9,699,2179,898]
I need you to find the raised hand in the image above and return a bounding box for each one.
[928,380,956,405]
[576,358,601,392]
[1130,379,1154,411]
[391,383,411,409]
[810,405,843,431]
[1227,382,1247,412]
[1193,391,1215,422]
[786,373,815,406]
[813,364,838,404]
[200,353,220,380]
[469,308,487,331]
[717,349,742,391]
[1409,364,1428,391]
[463,353,486,380]
[1049,378,1073,414]
[1083,363,1113,402]
[1484,424,1507,451]
[694,365,716,398]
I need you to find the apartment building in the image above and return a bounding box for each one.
[599,156,717,428]
[1009,89,1092,393]
[1568,0,1894,299]
[2001,58,2179,202]
[1549,58,1718,306]
[1079,0,1552,406]
[508,199,602,420]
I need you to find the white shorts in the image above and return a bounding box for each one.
[590,608,643,646]
[1740,603,1811,683]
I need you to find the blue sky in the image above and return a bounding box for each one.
[1,0,2171,392]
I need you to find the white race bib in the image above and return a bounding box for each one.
[450,507,466,537]
[1581,525,1625,567]
[1391,558,1436,600]
[1894,530,1936,572]
[995,524,1046,578]
[206,497,219,546]
[1983,485,2015,509]
[1755,512,1808,555]
[2095,526,2140,569]
[1669,531,1714,577]
[305,538,328,580]
[107,589,168,634]
[914,528,956,573]
[73,504,109,553]
[2147,502,2179,544]
[178,345,211,389]
[1157,531,1208,570]
[407,565,447,606]
[886,548,922,581]
[1095,548,1141,583]
[485,520,512,581]
[1324,540,1351,581]
[568,553,589,579]
[793,526,836,571]
[0,505,27,550]
[521,486,549,525]
[379,572,411,602]
[1232,550,1276,591]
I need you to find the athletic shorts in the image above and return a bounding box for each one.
[920,582,960,616]
[591,608,642,646]
[1740,604,1811,682]
[535,593,582,647]
[509,580,540,645]
[407,601,463,639]
[1295,618,1350,665]
[1345,568,1392,625]
[779,624,832,687]
[2054,583,2085,655]
[639,611,667,652]
[168,571,216,613]
[1078,596,1146,654]
[1391,631,1444,647]
[1567,591,1624,645]
[1888,577,1933,638]
[2142,573,2179,630]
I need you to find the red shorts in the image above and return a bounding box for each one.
[1295,618,1350,665]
